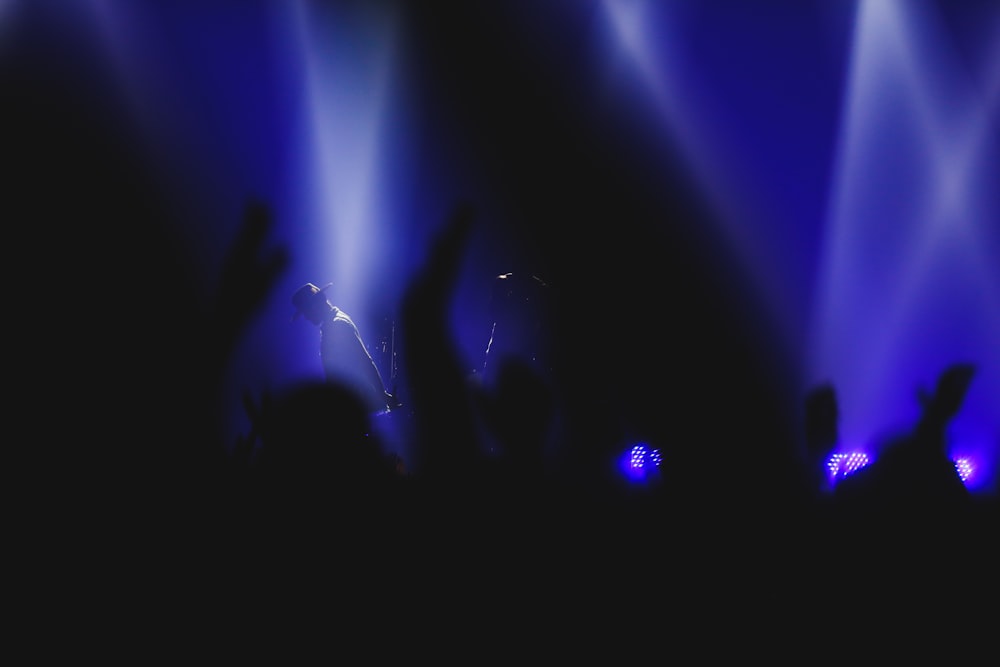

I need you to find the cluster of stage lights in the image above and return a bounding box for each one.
[620,443,663,483]
[620,445,976,487]
[953,457,974,484]
[826,452,871,480]
[825,452,976,485]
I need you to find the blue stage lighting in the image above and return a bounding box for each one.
[619,442,662,484]
[825,451,871,483]
[953,457,974,485]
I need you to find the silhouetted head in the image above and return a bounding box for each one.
[291,282,334,325]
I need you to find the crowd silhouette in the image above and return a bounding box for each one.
[7,15,997,650]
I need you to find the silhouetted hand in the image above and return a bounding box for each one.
[921,363,976,422]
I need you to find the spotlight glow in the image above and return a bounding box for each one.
[294,0,403,336]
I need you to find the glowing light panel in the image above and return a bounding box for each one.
[826,451,871,483]
[620,442,662,483]
[953,457,974,484]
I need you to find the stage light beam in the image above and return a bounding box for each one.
[807,0,1000,461]
[293,0,402,336]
